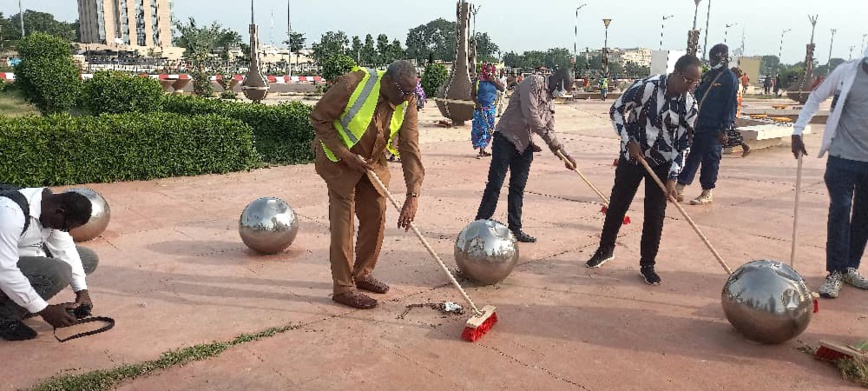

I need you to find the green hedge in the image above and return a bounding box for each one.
[162,95,315,165]
[14,33,81,114]
[0,113,259,186]
[80,71,164,115]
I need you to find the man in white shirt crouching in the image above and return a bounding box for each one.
[0,186,98,341]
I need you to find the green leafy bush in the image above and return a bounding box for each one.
[14,32,81,114]
[422,63,448,98]
[162,95,315,164]
[191,70,214,97]
[80,71,164,115]
[321,54,357,84]
[0,113,259,186]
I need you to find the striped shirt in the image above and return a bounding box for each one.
[610,74,697,180]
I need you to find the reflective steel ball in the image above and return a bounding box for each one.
[721,260,814,344]
[66,188,111,242]
[239,197,299,254]
[454,220,519,285]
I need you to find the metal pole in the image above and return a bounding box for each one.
[778,28,791,76]
[862,33,867,55]
[850,46,855,61]
[574,4,587,67]
[660,15,673,51]
[827,29,836,75]
[287,0,291,78]
[602,19,612,75]
[19,0,25,37]
[702,0,711,61]
[692,0,701,30]
[725,23,737,45]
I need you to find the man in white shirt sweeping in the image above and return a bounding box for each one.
[792,47,868,299]
[0,187,99,341]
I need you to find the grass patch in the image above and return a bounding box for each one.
[0,89,40,118]
[838,357,868,388]
[26,324,300,391]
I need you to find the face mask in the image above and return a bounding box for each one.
[711,63,725,70]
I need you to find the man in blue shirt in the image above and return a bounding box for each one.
[675,44,739,205]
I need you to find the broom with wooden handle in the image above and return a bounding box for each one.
[364,167,497,342]
[556,149,631,225]
[636,157,733,275]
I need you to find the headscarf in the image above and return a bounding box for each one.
[480,63,495,81]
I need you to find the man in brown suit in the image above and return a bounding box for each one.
[310,60,424,309]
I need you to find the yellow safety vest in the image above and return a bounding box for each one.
[322,67,408,162]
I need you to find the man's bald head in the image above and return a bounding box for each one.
[382,60,418,105]
[385,60,418,85]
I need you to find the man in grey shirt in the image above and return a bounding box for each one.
[792,47,868,299]
[474,68,577,243]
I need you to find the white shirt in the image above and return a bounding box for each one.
[794,50,868,158]
[0,188,88,313]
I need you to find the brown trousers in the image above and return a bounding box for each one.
[327,174,388,294]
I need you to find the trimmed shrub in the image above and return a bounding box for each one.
[162,95,315,165]
[191,69,214,97]
[80,71,164,115]
[422,63,448,98]
[0,113,259,187]
[14,33,80,114]
[321,54,357,84]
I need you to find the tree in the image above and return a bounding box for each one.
[350,35,362,63]
[6,11,77,42]
[473,32,499,63]
[760,55,781,76]
[172,17,238,97]
[283,31,306,71]
[14,32,80,114]
[624,61,650,79]
[361,34,377,67]
[376,34,390,67]
[421,62,448,97]
[544,48,572,70]
[815,58,847,76]
[321,54,357,84]
[383,39,405,65]
[311,30,349,64]
[405,18,455,63]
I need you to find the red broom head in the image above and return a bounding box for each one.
[461,311,498,342]
[613,159,619,166]
[600,205,608,214]
[623,216,631,225]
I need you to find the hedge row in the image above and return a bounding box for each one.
[0,113,259,187]
[161,95,315,165]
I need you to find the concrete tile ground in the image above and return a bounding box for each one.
[2,99,865,391]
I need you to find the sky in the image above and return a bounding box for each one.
[3,0,867,64]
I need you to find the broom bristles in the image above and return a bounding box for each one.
[461,305,498,342]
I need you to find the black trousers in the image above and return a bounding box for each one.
[599,157,671,266]
[475,132,534,231]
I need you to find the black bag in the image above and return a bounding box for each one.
[0,184,29,235]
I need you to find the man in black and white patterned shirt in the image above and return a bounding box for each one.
[585,55,701,285]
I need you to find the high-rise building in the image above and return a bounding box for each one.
[78,0,172,48]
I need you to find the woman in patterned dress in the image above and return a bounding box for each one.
[471,63,505,158]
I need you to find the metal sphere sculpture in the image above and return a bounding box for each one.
[454,219,519,285]
[721,260,815,344]
[239,197,299,254]
[66,188,111,242]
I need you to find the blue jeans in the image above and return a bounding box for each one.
[475,132,534,231]
[678,131,722,190]
[824,156,868,272]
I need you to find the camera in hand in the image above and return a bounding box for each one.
[66,304,92,319]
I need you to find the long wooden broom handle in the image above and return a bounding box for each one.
[791,154,803,267]
[637,158,733,275]
[556,149,611,206]
[364,169,483,316]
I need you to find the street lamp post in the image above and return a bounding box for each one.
[602,18,612,75]
[660,15,674,51]
[574,3,588,68]
[702,0,712,60]
[778,28,791,76]
[19,0,25,37]
[827,29,836,75]
[724,23,738,45]
[862,33,867,55]
[688,0,702,57]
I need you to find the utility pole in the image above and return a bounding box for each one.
[660,15,674,51]
[827,29,836,75]
[702,0,711,60]
[19,0,25,37]
[574,3,587,68]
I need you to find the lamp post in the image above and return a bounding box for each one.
[778,28,791,76]
[702,0,712,60]
[862,33,867,55]
[602,18,612,75]
[19,0,25,37]
[688,0,702,57]
[660,15,674,50]
[724,22,738,45]
[286,0,291,78]
[574,3,587,68]
[827,29,836,75]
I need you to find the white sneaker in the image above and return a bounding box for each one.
[819,271,844,299]
[843,268,868,289]
[689,189,713,205]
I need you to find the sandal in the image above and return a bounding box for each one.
[332,290,378,309]
[355,276,390,294]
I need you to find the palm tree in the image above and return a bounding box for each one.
[283,32,306,74]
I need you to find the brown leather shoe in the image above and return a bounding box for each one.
[332,291,378,309]
[355,276,390,294]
